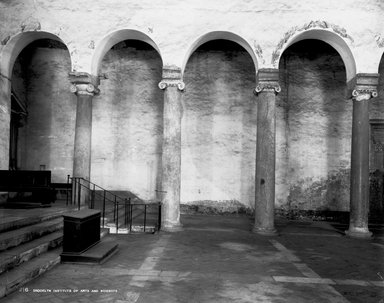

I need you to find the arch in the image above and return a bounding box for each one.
[275,28,356,83]
[91,29,162,75]
[182,31,258,75]
[0,31,71,80]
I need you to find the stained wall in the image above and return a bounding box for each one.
[12,41,75,183]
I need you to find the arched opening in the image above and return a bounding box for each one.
[91,29,161,76]
[182,31,258,76]
[91,39,163,201]
[368,53,384,222]
[182,39,256,214]
[10,38,73,181]
[275,29,356,84]
[277,39,350,215]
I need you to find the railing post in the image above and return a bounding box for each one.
[124,199,128,227]
[158,202,162,231]
[77,178,81,210]
[115,196,118,234]
[66,175,70,206]
[144,204,147,233]
[91,184,95,209]
[102,190,106,228]
[129,202,133,232]
[71,177,76,206]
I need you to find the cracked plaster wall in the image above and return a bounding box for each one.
[2,0,384,212]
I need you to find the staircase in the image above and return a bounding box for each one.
[73,178,161,234]
[0,209,65,298]
[0,178,162,298]
[0,207,110,298]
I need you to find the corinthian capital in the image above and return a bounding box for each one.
[351,73,379,101]
[69,72,100,96]
[158,66,185,91]
[254,68,281,95]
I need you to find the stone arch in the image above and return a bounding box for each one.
[91,29,162,76]
[274,24,356,83]
[182,31,258,75]
[0,31,73,176]
[0,31,72,79]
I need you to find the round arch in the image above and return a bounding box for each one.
[182,31,258,75]
[275,29,356,83]
[0,31,71,80]
[91,29,162,76]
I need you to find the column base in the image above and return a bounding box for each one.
[345,226,372,239]
[252,225,278,236]
[161,222,183,232]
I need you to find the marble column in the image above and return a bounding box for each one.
[158,66,185,232]
[252,69,280,236]
[69,72,100,205]
[346,73,379,239]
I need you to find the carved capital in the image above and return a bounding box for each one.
[254,68,281,95]
[158,66,185,91]
[352,73,379,101]
[69,72,100,96]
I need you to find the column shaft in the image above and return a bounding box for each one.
[159,67,184,232]
[252,68,280,236]
[349,99,370,232]
[73,93,93,180]
[346,73,378,239]
[69,72,99,206]
[253,91,276,234]
[162,86,182,231]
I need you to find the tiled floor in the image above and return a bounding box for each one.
[1,213,383,303]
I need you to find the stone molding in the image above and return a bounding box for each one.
[352,73,379,101]
[158,66,185,91]
[254,68,281,95]
[69,72,100,96]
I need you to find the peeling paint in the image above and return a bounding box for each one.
[375,34,384,48]
[271,20,354,65]
[1,35,10,45]
[88,40,95,49]
[285,169,350,212]
[181,200,252,215]
[20,17,41,32]
[0,105,8,114]
[369,170,384,222]
[253,42,265,65]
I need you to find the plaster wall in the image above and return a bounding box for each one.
[278,40,351,212]
[16,46,75,182]
[181,42,256,212]
[91,43,163,200]
[2,0,384,212]
[1,0,384,73]
[370,56,384,120]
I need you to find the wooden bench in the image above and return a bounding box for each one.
[0,170,56,204]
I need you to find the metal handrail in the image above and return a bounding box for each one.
[70,177,161,234]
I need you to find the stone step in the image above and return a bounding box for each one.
[0,227,111,299]
[0,218,63,252]
[0,209,68,233]
[0,231,62,275]
[60,236,118,264]
[0,248,61,298]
